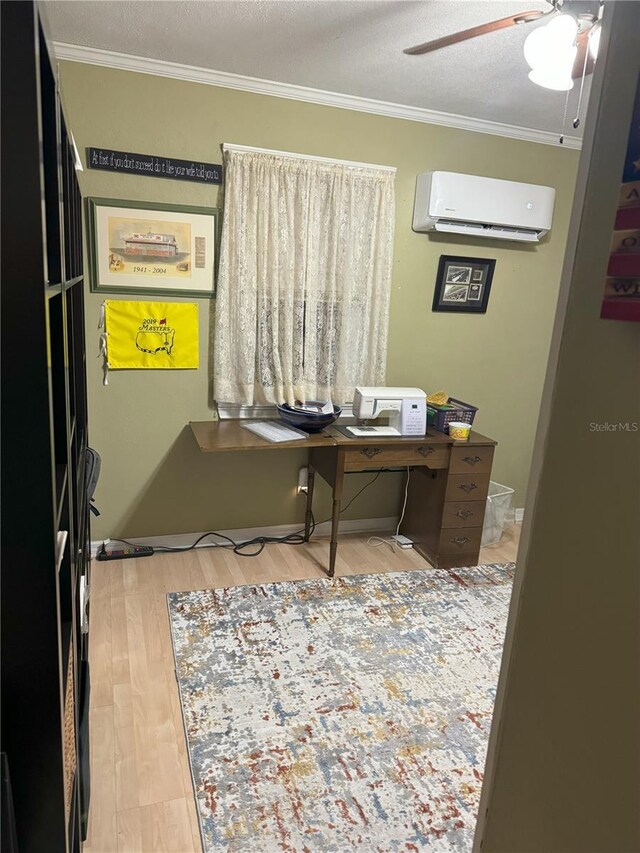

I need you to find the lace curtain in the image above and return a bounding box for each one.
[213,149,396,406]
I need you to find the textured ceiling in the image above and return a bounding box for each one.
[45,0,597,136]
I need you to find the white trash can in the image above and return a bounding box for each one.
[481,481,515,547]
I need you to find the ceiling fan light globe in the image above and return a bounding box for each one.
[524,13,579,71]
[528,67,574,91]
[523,27,547,69]
[545,13,579,41]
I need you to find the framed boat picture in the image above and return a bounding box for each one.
[87,198,221,298]
[432,255,496,313]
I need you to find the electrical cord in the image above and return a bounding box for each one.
[367,466,411,553]
[106,468,387,559]
[331,468,384,517]
[108,527,307,559]
[396,466,411,538]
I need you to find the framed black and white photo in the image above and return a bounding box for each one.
[445,265,472,285]
[433,255,496,313]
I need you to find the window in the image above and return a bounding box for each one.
[213,147,396,406]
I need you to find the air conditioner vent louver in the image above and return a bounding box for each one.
[434,220,539,242]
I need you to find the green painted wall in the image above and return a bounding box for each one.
[58,61,579,541]
[481,5,640,849]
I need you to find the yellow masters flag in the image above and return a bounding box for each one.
[104,300,199,369]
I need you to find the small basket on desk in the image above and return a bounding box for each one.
[427,398,478,433]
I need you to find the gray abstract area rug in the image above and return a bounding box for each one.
[167,564,515,852]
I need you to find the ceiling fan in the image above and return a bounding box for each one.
[404,0,603,92]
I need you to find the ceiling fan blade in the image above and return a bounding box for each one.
[404,10,546,56]
[572,27,596,78]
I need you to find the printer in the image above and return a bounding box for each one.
[348,386,427,437]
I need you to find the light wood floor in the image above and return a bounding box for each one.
[84,525,520,853]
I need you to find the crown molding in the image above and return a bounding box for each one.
[53,42,582,150]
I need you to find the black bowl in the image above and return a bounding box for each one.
[276,402,342,433]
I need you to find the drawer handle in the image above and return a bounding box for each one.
[456,509,474,520]
[451,536,470,546]
[462,455,483,466]
[361,447,381,460]
[416,446,435,457]
[458,482,478,493]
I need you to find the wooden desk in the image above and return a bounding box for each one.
[190,419,335,452]
[189,421,497,577]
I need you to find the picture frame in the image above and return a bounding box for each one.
[87,197,221,298]
[433,255,496,313]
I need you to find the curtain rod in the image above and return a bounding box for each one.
[222,143,396,173]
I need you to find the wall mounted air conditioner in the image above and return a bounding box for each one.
[412,171,556,243]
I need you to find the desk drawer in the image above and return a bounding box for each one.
[442,500,486,529]
[445,473,491,502]
[450,446,494,474]
[343,444,450,472]
[438,526,483,557]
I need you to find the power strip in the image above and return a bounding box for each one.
[96,543,154,561]
[391,534,413,549]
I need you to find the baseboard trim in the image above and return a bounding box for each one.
[91,515,398,560]
[515,507,525,524]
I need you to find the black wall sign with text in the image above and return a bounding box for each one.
[87,148,222,184]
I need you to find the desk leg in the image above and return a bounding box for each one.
[307,447,343,578]
[328,496,341,578]
[304,464,315,541]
